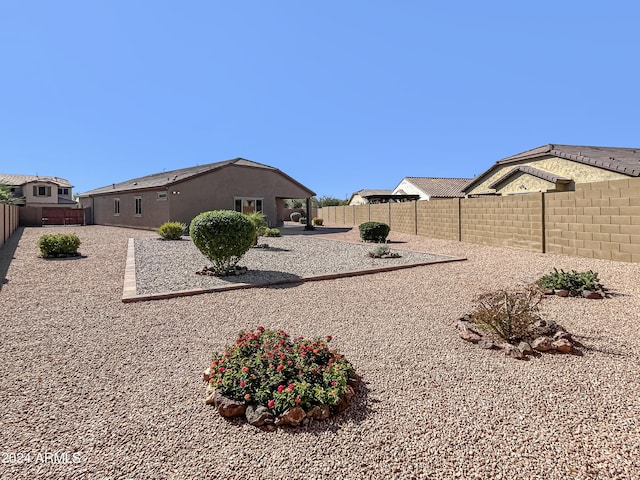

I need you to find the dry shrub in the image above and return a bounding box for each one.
[469,285,543,343]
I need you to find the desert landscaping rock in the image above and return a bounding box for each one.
[532,336,554,352]
[213,391,246,418]
[552,338,573,354]
[1,224,640,479]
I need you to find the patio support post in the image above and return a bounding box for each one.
[305,197,314,230]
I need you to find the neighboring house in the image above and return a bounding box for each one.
[464,144,640,196]
[0,174,75,207]
[78,158,316,229]
[393,177,471,200]
[349,189,394,205]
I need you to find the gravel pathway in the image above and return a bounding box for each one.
[1,224,639,479]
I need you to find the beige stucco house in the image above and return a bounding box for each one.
[78,158,316,229]
[393,177,471,200]
[0,174,75,207]
[464,144,640,196]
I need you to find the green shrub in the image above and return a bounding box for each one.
[189,210,256,274]
[207,327,355,416]
[290,212,302,222]
[156,221,186,240]
[263,228,281,237]
[245,212,268,245]
[538,268,602,293]
[312,217,324,226]
[359,221,390,242]
[469,286,543,343]
[38,233,81,257]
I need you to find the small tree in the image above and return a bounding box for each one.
[190,210,256,274]
[0,185,19,205]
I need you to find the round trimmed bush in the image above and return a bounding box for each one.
[359,221,390,242]
[189,210,256,274]
[37,233,81,257]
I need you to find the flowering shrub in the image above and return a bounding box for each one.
[208,327,355,416]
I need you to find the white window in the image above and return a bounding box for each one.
[58,188,70,195]
[135,197,142,216]
[114,198,120,216]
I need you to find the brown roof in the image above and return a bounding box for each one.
[402,177,471,198]
[488,165,571,189]
[0,174,72,188]
[352,189,394,197]
[464,144,640,192]
[80,158,315,197]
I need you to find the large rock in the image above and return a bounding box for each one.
[532,336,553,352]
[275,407,306,426]
[456,320,482,343]
[245,405,274,427]
[213,391,246,417]
[554,289,570,297]
[517,342,534,356]
[582,290,603,299]
[501,343,525,360]
[552,338,573,354]
[478,339,498,350]
[307,405,331,420]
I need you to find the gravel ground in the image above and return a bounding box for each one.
[1,224,639,479]
[134,229,458,295]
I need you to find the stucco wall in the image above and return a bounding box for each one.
[84,164,313,229]
[89,190,170,229]
[467,156,629,195]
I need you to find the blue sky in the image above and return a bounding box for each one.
[1,2,639,199]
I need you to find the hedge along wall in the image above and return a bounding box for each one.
[1,204,20,248]
[461,193,544,252]
[545,178,640,262]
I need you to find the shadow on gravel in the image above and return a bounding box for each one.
[279,225,353,236]
[0,227,24,293]
[216,270,303,287]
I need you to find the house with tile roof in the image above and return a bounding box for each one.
[392,177,471,200]
[0,174,76,207]
[78,158,315,229]
[464,144,640,196]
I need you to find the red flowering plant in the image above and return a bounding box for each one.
[207,327,355,416]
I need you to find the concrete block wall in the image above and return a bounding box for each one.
[390,202,416,234]
[317,179,640,263]
[354,205,369,226]
[461,193,544,252]
[369,203,391,225]
[416,198,459,240]
[545,178,640,262]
